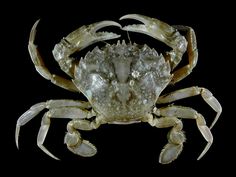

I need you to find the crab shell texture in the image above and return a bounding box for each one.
[74,43,171,122]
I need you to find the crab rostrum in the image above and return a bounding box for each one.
[16,14,222,164]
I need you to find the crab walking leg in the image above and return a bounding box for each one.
[154,106,213,160]
[37,111,58,159]
[143,115,185,164]
[15,102,45,148]
[52,21,122,77]
[170,26,198,84]
[15,100,93,158]
[65,117,104,157]
[157,86,222,129]
[28,20,78,92]
[37,107,95,159]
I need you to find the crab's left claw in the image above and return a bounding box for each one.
[120,14,186,52]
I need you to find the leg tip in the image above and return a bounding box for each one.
[68,140,97,157]
[159,144,183,164]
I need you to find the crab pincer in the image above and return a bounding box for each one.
[54,20,122,54]
[120,14,186,51]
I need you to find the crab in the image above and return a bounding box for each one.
[15,14,222,164]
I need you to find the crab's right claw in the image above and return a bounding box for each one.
[120,14,186,51]
[64,21,122,51]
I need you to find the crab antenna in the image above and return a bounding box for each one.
[126,31,132,44]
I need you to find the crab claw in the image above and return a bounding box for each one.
[64,21,122,51]
[120,14,186,50]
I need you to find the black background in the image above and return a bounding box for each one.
[2,0,233,175]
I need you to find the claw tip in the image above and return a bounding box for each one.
[33,19,41,29]
[197,155,203,161]
[15,125,20,149]
[120,14,137,20]
[54,156,60,160]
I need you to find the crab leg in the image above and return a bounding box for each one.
[28,20,78,92]
[15,99,93,159]
[143,115,185,164]
[52,21,121,77]
[65,116,105,157]
[157,86,222,129]
[120,14,197,84]
[154,106,213,161]
[170,25,198,84]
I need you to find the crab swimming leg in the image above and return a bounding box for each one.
[120,14,197,84]
[15,100,94,159]
[143,114,185,164]
[64,116,107,157]
[154,106,213,161]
